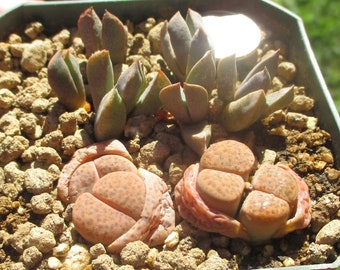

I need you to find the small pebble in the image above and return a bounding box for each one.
[29,227,56,253]
[24,168,54,195]
[0,112,21,136]
[0,88,16,109]
[53,242,70,258]
[282,257,295,266]
[90,243,106,259]
[21,40,48,72]
[315,219,340,245]
[92,254,117,270]
[30,192,54,214]
[62,244,91,270]
[0,70,21,89]
[164,231,179,249]
[120,241,150,267]
[277,61,297,82]
[8,222,36,253]
[48,257,63,269]
[25,22,44,39]
[41,213,65,235]
[197,250,229,270]
[22,246,43,268]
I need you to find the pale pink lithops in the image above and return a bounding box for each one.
[175,139,311,242]
[200,139,256,179]
[57,139,175,253]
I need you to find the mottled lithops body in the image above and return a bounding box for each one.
[175,140,311,242]
[57,139,175,253]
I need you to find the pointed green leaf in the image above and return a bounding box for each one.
[116,60,145,114]
[77,7,102,57]
[186,8,203,36]
[94,88,126,141]
[265,86,294,115]
[216,54,237,103]
[186,28,213,75]
[48,50,86,111]
[186,50,216,94]
[159,82,190,123]
[102,10,128,65]
[87,50,114,112]
[180,121,211,156]
[241,50,279,85]
[160,21,185,81]
[132,70,171,116]
[234,67,271,100]
[183,83,209,124]
[166,11,191,78]
[221,90,267,132]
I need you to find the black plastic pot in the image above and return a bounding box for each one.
[0,1,339,269]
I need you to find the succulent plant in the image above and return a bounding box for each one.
[160,9,216,155]
[88,51,170,141]
[217,50,295,132]
[47,49,87,111]
[174,140,311,242]
[78,7,127,65]
[159,9,295,155]
[48,48,170,141]
[58,139,175,253]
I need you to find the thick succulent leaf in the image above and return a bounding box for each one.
[87,50,114,112]
[180,121,211,156]
[234,67,271,100]
[221,90,267,132]
[265,86,294,115]
[77,7,102,57]
[216,54,237,103]
[166,11,192,79]
[241,50,279,85]
[102,10,127,65]
[186,8,203,36]
[160,21,185,81]
[186,50,216,94]
[116,60,146,114]
[159,82,190,123]
[94,88,126,141]
[183,83,209,124]
[186,27,212,75]
[132,70,171,116]
[48,50,86,111]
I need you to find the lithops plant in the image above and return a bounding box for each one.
[174,140,311,242]
[160,9,216,155]
[48,48,170,141]
[217,50,295,132]
[58,139,175,253]
[47,49,88,111]
[86,50,170,141]
[159,9,294,155]
[77,7,127,64]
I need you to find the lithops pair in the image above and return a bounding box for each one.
[57,139,175,253]
[174,140,311,242]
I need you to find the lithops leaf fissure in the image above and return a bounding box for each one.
[47,50,86,111]
[87,50,114,112]
[221,89,267,132]
[186,50,216,94]
[94,88,127,141]
[132,70,171,116]
[116,60,146,114]
[234,67,271,100]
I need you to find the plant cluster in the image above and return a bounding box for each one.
[47,7,295,155]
